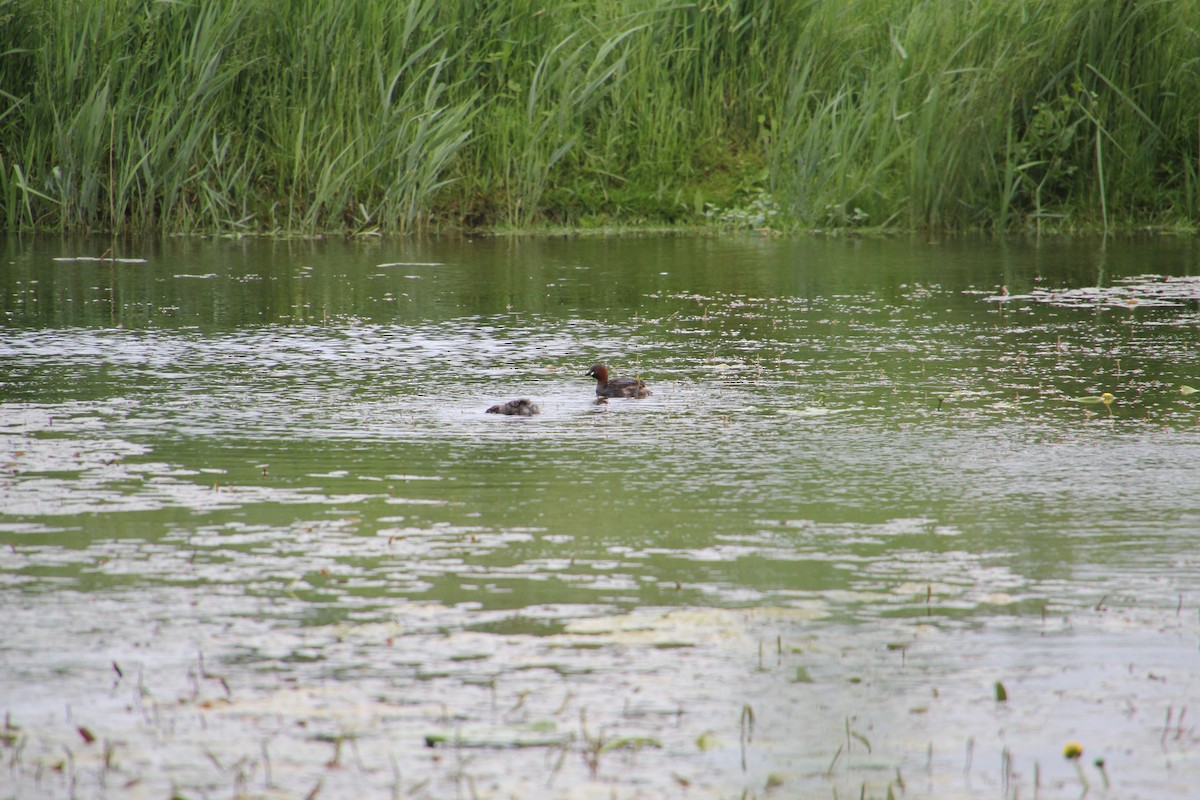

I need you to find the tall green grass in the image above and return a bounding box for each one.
[1,0,1198,234]
[769,0,1200,232]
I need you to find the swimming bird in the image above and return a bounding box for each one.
[586,363,651,398]
[486,398,541,416]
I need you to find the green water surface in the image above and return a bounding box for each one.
[2,234,1199,799]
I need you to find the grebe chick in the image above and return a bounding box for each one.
[486,398,541,416]
[586,363,651,398]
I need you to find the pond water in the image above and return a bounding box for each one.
[2,234,1199,799]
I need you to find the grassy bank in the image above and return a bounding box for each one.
[1,0,1198,235]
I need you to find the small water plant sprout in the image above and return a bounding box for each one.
[1064,741,1088,792]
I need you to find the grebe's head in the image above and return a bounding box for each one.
[585,363,609,382]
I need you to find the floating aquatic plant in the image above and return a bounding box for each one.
[984,275,1200,310]
[1066,393,1114,405]
[1066,392,1115,416]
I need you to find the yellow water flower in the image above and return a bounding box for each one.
[1063,741,1084,760]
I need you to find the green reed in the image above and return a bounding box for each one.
[769,0,1200,232]
[1,0,1197,234]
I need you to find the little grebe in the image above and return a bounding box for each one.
[486,398,541,416]
[586,363,651,398]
